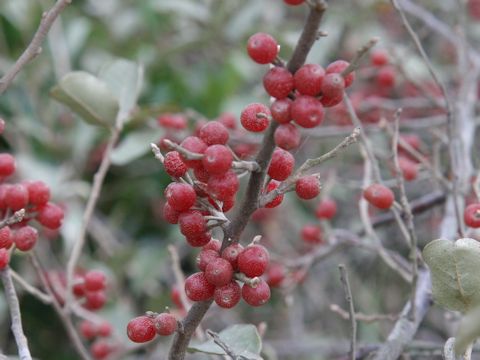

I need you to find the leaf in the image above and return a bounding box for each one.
[50,71,119,127]
[110,127,164,166]
[423,238,480,312]
[188,324,262,358]
[455,305,480,355]
[99,58,144,123]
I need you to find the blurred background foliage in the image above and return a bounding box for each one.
[0,0,464,359]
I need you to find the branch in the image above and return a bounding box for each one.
[0,0,72,95]
[329,304,398,323]
[338,264,356,360]
[1,268,32,360]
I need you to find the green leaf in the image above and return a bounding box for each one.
[110,127,164,166]
[423,238,480,313]
[99,58,144,123]
[188,324,262,358]
[50,71,119,127]
[455,305,480,355]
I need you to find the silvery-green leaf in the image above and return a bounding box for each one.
[455,305,480,355]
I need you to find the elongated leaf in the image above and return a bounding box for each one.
[50,71,119,127]
[423,238,480,313]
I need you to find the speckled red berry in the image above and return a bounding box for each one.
[207,170,239,201]
[84,270,106,292]
[294,63,325,96]
[179,136,207,169]
[199,121,229,146]
[301,224,322,244]
[13,226,38,251]
[214,281,241,308]
[164,151,188,178]
[291,96,324,128]
[295,175,320,200]
[26,181,50,206]
[264,180,284,208]
[0,154,16,178]
[36,202,64,229]
[270,98,292,124]
[326,60,355,88]
[127,316,156,343]
[237,244,269,277]
[221,243,244,270]
[241,103,271,132]
[363,184,394,209]
[268,148,295,181]
[185,272,215,301]
[274,123,301,150]
[154,313,177,336]
[202,145,233,175]
[247,33,278,64]
[315,199,337,219]
[197,249,220,271]
[465,203,480,228]
[165,183,197,212]
[263,67,294,99]
[178,210,207,238]
[242,279,271,306]
[0,226,13,249]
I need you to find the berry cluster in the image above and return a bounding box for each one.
[78,320,116,359]
[127,312,177,343]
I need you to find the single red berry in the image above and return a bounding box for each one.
[84,291,107,310]
[202,145,233,175]
[247,32,278,64]
[127,316,156,343]
[98,322,113,337]
[0,226,13,249]
[207,170,239,201]
[197,249,220,271]
[217,112,237,130]
[90,340,111,360]
[154,313,177,336]
[284,0,305,4]
[240,103,270,132]
[274,123,301,150]
[0,118,5,134]
[73,274,86,297]
[199,121,229,146]
[157,113,187,130]
[179,136,207,169]
[376,66,396,88]
[266,263,286,287]
[36,202,64,229]
[237,244,269,278]
[315,199,337,219]
[242,279,271,306]
[464,203,480,228]
[295,175,320,200]
[79,320,97,339]
[371,49,389,67]
[163,203,180,224]
[205,258,234,287]
[221,243,244,270]
[178,210,207,238]
[164,151,188,178]
[397,157,418,181]
[203,238,221,252]
[363,184,394,209]
[84,270,107,292]
[4,184,29,211]
[13,226,38,251]
[263,67,294,99]
[291,95,324,128]
[26,181,50,206]
[301,224,322,244]
[268,148,295,181]
[165,183,197,212]
[185,231,212,247]
[185,272,215,301]
[214,281,241,308]
[270,98,292,124]
[0,154,16,177]
[264,180,284,208]
[294,63,325,96]
[320,73,345,108]
[193,166,210,183]
[0,248,9,270]
[326,60,355,88]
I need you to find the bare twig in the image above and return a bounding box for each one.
[0,0,72,95]
[10,269,52,305]
[338,264,356,360]
[167,245,191,312]
[329,304,398,323]
[341,37,379,77]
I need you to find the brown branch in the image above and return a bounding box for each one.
[329,304,398,323]
[0,0,72,95]
[338,264,357,360]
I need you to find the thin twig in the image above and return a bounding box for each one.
[338,264,356,360]
[341,37,379,77]
[167,245,191,312]
[10,269,52,305]
[329,304,398,323]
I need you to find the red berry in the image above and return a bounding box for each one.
[84,291,107,310]
[398,156,418,181]
[221,243,244,270]
[241,103,271,132]
[0,226,13,249]
[197,249,220,271]
[171,286,183,309]
[154,313,177,336]
[315,199,337,219]
[5,184,29,211]
[242,279,271,307]
[185,231,212,247]
[371,49,389,67]
[284,0,305,4]
[179,136,207,169]
[326,60,355,88]
[207,170,239,201]
[264,180,284,208]
[274,123,301,150]
[270,98,292,124]
[178,210,207,238]
[263,67,294,99]
[0,154,16,177]
[163,203,180,224]
[36,202,64,229]
[247,32,278,64]
[26,181,50,206]
[127,316,156,343]
[164,151,188,178]
[203,238,221,252]
[193,166,210,183]
[79,320,97,339]
[98,322,113,337]
[214,281,241,308]
[399,134,422,152]
[90,340,111,360]
[199,121,229,146]
[205,258,233,287]
[363,184,394,209]
[13,226,38,251]
[185,272,215,301]
[202,145,233,175]
[84,270,106,292]
[320,73,345,108]
[0,248,9,270]
[291,95,324,128]
[268,148,294,181]
[465,203,480,228]
[157,114,187,130]
[301,224,322,244]
[237,244,269,278]
[294,64,325,96]
[0,119,5,134]
[376,66,396,88]
[295,175,320,199]
[266,263,286,287]
[217,112,237,130]
[165,183,196,212]
[469,0,480,19]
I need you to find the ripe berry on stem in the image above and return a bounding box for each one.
[363,183,395,209]
[127,316,156,343]
[237,244,269,278]
[247,33,279,64]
